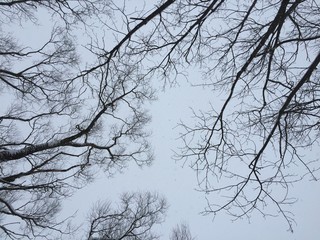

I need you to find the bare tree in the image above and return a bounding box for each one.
[170,223,195,240]
[83,0,318,231]
[0,1,166,239]
[1,0,319,238]
[86,192,167,240]
[159,0,319,231]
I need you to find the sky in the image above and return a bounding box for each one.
[2,1,320,239]
[62,82,320,240]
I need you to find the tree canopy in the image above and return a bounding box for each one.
[0,0,319,238]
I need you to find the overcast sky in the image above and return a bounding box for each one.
[62,81,320,240]
[3,1,320,239]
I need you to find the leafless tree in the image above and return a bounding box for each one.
[0,1,164,239]
[86,192,167,240]
[157,0,319,231]
[170,223,195,240]
[81,0,318,232]
[1,0,319,238]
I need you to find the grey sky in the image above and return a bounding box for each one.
[1,0,320,239]
[62,82,320,239]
